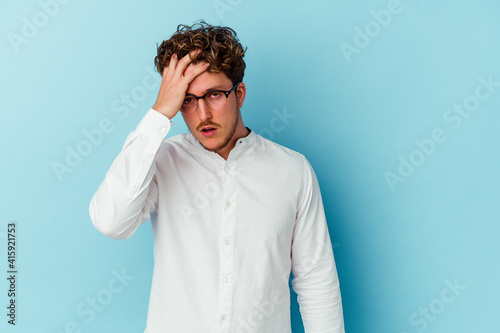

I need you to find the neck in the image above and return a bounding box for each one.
[217,122,250,160]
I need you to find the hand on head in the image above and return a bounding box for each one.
[152,49,210,119]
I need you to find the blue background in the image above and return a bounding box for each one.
[1,0,499,332]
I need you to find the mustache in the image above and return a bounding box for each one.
[196,121,221,131]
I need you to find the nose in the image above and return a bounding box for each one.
[197,99,212,121]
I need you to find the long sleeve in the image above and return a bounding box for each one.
[291,158,344,333]
[89,109,173,240]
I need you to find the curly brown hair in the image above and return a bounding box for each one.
[154,21,247,85]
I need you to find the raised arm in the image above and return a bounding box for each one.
[89,50,209,239]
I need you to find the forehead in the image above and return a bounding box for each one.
[186,71,232,95]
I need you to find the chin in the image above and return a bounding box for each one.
[197,135,229,152]
[201,140,225,152]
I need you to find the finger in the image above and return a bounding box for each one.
[175,49,202,76]
[186,48,201,61]
[180,49,201,68]
[169,53,179,68]
[163,54,178,79]
[183,62,210,82]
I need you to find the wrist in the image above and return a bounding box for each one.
[152,104,178,120]
[136,109,174,136]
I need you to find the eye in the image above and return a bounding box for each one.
[207,91,222,99]
[183,97,195,105]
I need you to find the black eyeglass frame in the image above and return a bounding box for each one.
[180,82,241,115]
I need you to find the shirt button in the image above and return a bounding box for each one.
[225,239,231,245]
[225,164,233,172]
[223,277,229,283]
[226,201,232,207]
[143,160,148,165]
[221,315,228,321]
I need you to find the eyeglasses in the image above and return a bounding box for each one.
[180,82,240,115]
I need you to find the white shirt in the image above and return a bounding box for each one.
[89,109,344,333]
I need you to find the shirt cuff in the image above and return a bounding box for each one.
[135,108,174,138]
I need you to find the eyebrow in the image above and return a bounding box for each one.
[204,85,226,92]
[187,85,228,96]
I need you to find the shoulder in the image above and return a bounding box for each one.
[158,133,191,156]
[253,133,311,173]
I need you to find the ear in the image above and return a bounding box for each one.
[235,82,246,108]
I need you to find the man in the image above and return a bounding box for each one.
[89,21,344,333]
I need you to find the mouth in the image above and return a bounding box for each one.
[200,126,218,137]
